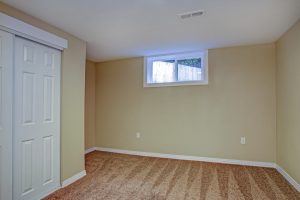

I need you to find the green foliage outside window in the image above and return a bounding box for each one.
[164,58,201,68]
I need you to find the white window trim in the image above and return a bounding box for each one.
[0,12,68,50]
[144,51,208,87]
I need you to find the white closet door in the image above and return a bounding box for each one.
[0,30,13,200]
[14,37,61,200]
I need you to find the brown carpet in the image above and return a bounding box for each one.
[44,151,300,200]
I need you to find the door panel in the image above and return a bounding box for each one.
[14,37,61,200]
[22,72,36,124]
[0,30,13,200]
[42,136,53,185]
[43,76,54,123]
[21,140,35,195]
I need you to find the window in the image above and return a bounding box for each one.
[144,51,208,87]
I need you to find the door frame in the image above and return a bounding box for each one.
[0,11,67,200]
[0,12,68,50]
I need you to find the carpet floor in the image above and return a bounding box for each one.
[44,151,300,200]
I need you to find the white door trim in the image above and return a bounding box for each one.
[0,12,68,50]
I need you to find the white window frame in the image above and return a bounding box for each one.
[144,51,208,87]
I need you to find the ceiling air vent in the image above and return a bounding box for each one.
[178,10,204,19]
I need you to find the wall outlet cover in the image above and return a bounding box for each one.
[241,137,246,145]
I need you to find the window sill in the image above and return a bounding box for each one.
[143,80,208,88]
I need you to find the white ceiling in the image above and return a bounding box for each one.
[3,0,300,61]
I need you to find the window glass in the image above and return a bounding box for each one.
[178,58,202,81]
[152,60,175,83]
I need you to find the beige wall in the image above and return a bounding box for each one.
[85,60,96,149]
[0,3,87,181]
[95,44,276,162]
[276,20,300,184]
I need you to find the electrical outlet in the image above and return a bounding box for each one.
[240,137,246,145]
[136,132,141,139]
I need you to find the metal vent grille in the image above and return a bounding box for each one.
[178,10,204,19]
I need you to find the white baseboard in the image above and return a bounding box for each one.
[93,147,276,168]
[62,170,86,188]
[85,147,97,154]
[276,165,300,192]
